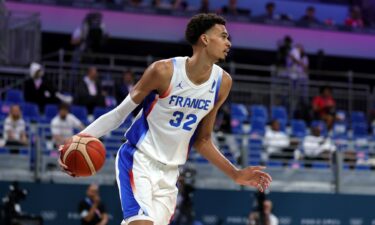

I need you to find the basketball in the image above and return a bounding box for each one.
[60,134,106,177]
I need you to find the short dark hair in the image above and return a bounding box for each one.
[185,13,226,45]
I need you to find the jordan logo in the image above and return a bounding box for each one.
[209,80,216,93]
[176,81,183,89]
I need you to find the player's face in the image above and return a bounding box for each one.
[205,24,231,62]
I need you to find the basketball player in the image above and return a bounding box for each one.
[59,13,272,225]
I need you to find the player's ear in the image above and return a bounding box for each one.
[200,34,209,46]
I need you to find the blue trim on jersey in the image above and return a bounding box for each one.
[172,57,177,67]
[117,143,142,219]
[125,92,157,147]
[188,127,199,153]
[214,71,223,104]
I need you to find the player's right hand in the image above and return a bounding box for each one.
[58,145,77,177]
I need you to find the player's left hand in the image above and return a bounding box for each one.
[57,145,77,177]
[233,166,272,192]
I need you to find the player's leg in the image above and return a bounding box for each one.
[152,167,179,225]
[116,143,155,225]
[128,220,153,225]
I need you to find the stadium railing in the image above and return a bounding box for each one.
[0,11,41,66]
[40,50,375,118]
[1,119,375,194]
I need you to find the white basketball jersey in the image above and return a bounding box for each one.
[125,57,223,166]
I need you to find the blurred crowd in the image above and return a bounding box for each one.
[96,0,375,28]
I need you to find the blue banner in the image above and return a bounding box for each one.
[1,182,375,225]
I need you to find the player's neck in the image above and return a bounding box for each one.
[186,53,214,85]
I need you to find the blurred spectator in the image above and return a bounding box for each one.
[75,67,106,114]
[171,0,188,11]
[71,11,107,65]
[298,6,321,26]
[24,63,59,112]
[115,70,135,105]
[345,6,364,28]
[51,103,85,147]
[253,2,280,22]
[302,125,336,164]
[315,49,326,71]
[312,86,336,130]
[263,120,292,161]
[128,0,143,7]
[199,0,210,14]
[219,0,238,16]
[360,0,375,27]
[3,105,28,153]
[253,2,292,22]
[276,35,293,68]
[248,199,279,225]
[152,0,172,9]
[287,44,309,103]
[24,63,72,111]
[78,184,108,225]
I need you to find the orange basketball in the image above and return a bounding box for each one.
[60,133,106,177]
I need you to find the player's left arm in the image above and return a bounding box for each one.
[193,71,272,192]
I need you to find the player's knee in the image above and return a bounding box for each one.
[126,219,153,225]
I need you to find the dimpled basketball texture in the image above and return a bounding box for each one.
[60,134,106,177]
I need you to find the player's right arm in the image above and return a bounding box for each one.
[58,60,173,175]
[79,60,173,138]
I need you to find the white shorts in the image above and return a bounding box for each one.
[116,143,179,225]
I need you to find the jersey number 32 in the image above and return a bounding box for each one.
[169,111,197,131]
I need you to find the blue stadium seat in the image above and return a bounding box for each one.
[289,160,302,169]
[248,152,261,162]
[352,123,368,138]
[351,111,366,124]
[332,122,348,139]
[5,89,24,104]
[311,162,330,169]
[248,138,263,148]
[249,105,268,122]
[231,103,248,134]
[352,123,369,151]
[291,119,307,138]
[93,107,109,119]
[355,165,371,171]
[71,105,88,124]
[248,159,261,166]
[266,161,283,168]
[336,110,347,122]
[21,103,40,122]
[0,147,9,154]
[0,102,8,118]
[271,106,288,124]
[311,120,327,136]
[332,118,350,150]
[249,119,266,137]
[44,104,58,122]
[231,103,248,118]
